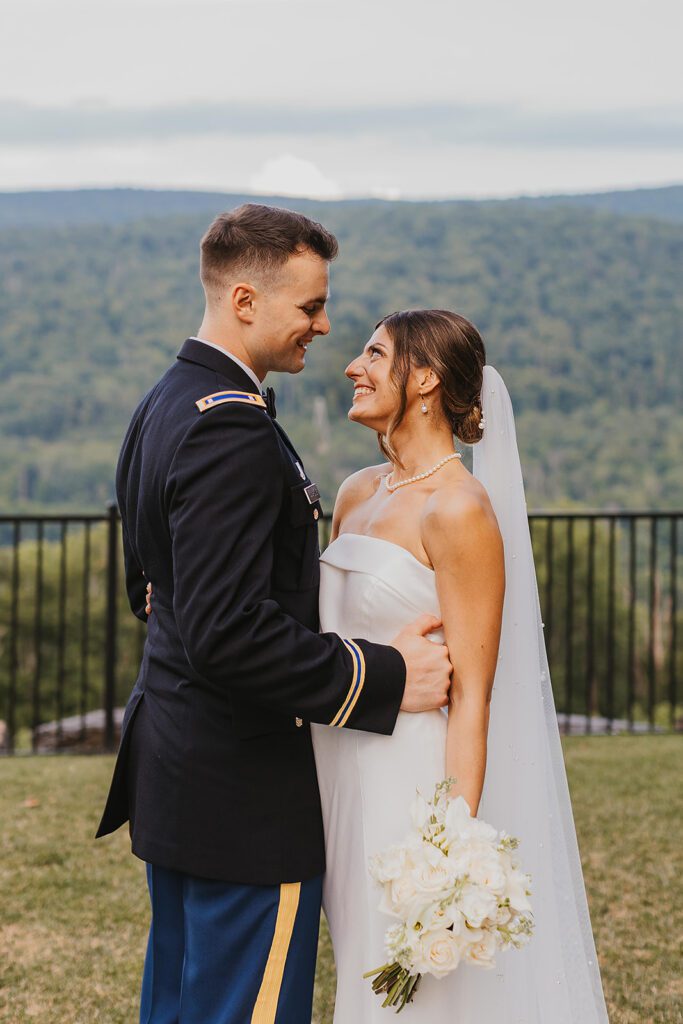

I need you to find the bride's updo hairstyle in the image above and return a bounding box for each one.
[376,309,486,464]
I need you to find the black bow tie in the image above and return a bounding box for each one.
[263,386,277,419]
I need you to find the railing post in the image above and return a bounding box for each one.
[104,502,119,752]
[669,517,678,731]
[7,521,20,755]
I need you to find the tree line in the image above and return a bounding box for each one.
[0,199,681,513]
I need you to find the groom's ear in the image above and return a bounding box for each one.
[232,282,258,324]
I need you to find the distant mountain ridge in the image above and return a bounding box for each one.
[0,190,681,512]
[0,183,681,228]
[513,184,683,223]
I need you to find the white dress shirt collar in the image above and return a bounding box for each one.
[190,336,263,391]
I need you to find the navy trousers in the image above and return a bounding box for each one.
[140,863,323,1024]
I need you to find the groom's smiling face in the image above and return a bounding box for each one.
[250,249,331,375]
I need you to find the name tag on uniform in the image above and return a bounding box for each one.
[304,483,320,505]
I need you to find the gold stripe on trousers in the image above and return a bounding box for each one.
[251,882,301,1024]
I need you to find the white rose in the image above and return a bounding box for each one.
[467,850,507,895]
[463,928,497,969]
[414,928,462,979]
[368,844,406,884]
[379,871,420,917]
[457,883,499,928]
[445,839,474,875]
[447,837,492,874]
[411,847,458,897]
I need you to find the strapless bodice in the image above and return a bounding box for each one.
[319,533,443,644]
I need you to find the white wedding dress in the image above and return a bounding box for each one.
[312,532,455,1020]
[311,367,609,1023]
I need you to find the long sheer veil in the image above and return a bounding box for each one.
[470,365,609,1021]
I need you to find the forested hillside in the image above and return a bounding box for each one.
[515,184,683,223]
[0,184,681,228]
[1,192,681,511]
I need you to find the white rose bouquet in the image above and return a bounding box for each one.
[364,779,534,1012]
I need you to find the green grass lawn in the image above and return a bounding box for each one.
[1,736,681,1023]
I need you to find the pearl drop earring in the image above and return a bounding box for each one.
[420,392,428,414]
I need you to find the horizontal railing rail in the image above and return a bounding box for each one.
[0,507,680,753]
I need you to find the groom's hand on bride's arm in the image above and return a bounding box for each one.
[392,614,451,712]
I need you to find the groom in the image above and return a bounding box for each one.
[97,203,451,1024]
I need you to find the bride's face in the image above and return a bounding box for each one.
[345,325,420,430]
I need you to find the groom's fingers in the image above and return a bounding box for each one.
[392,615,453,711]
[403,613,442,637]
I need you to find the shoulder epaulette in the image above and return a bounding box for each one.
[195,390,267,414]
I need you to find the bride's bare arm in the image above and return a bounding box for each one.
[422,486,505,815]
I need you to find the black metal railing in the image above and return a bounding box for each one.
[0,507,136,754]
[0,507,680,753]
[528,511,680,734]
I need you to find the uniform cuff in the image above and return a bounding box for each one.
[333,639,406,736]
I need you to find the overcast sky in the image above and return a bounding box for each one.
[1,0,681,198]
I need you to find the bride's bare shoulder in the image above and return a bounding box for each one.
[331,463,390,539]
[333,462,391,521]
[421,471,501,557]
[333,466,393,536]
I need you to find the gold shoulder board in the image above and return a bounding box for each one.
[195,390,267,413]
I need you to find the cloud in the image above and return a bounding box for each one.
[1,100,682,150]
[370,185,402,200]
[249,155,342,199]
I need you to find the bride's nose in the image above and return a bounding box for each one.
[345,355,364,379]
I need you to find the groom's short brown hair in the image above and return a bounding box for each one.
[200,203,338,295]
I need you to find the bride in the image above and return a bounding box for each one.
[311,309,609,1022]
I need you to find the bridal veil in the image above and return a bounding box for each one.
[470,365,609,1021]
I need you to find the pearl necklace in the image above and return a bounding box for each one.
[385,452,462,492]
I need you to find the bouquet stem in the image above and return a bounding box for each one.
[363,962,422,1013]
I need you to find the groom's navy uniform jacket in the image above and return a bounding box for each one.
[97,338,406,885]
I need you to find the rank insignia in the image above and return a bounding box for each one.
[304,483,321,505]
[195,391,267,413]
